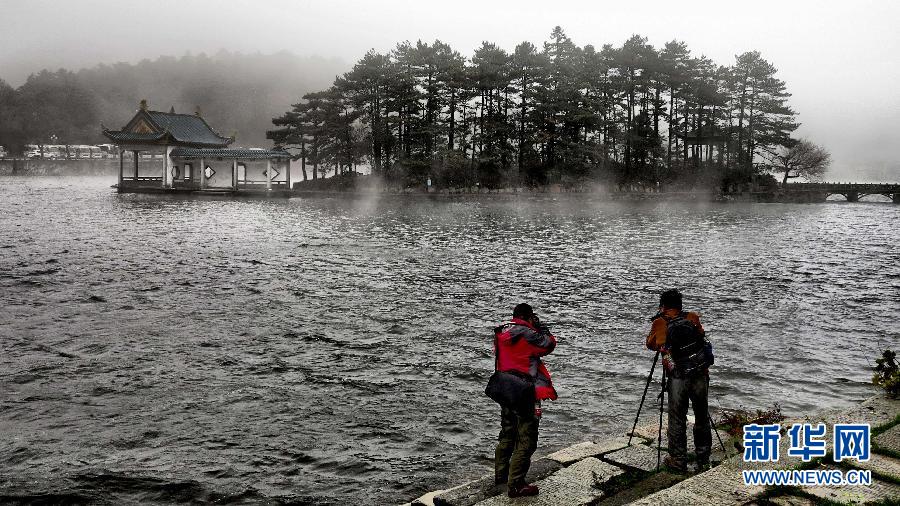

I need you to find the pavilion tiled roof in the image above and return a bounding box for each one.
[102,131,170,143]
[169,147,292,160]
[102,107,234,147]
[145,111,233,146]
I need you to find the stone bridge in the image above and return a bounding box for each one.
[785,182,900,203]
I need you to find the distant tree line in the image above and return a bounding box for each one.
[270,27,828,189]
[0,69,98,157]
[0,51,344,157]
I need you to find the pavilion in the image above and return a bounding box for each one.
[102,100,292,194]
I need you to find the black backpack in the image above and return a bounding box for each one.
[665,313,713,376]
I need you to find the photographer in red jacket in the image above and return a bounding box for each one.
[493,303,557,498]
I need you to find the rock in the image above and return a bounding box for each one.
[473,457,622,506]
[602,444,661,473]
[545,437,631,465]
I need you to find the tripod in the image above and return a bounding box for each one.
[627,351,667,471]
[629,353,727,472]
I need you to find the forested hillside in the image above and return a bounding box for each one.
[0,51,346,152]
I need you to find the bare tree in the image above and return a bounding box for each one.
[768,139,830,185]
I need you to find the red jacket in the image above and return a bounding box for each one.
[494,318,558,401]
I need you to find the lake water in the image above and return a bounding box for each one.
[0,177,897,504]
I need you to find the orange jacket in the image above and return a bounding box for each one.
[646,309,704,351]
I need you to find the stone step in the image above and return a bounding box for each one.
[602,444,662,473]
[473,458,623,506]
[432,459,562,506]
[414,395,900,506]
[801,465,900,504]
[874,423,900,454]
[762,495,816,506]
[626,464,764,505]
[545,437,633,465]
[846,452,900,482]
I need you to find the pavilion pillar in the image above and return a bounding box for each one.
[232,160,238,190]
[118,150,124,193]
[161,148,167,188]
[892,193,900,204]
[285,158,291,190]
[266,160,272,190]
[133,151,139,179]
[200,158,206,189]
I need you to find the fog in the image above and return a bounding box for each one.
[2,0,899,180]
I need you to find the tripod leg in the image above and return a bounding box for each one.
[709,413,726,454]
[629,351,660,446]
[705,376,727,455]
[657,368,666,471]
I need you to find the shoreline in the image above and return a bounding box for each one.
[406,393,899,506]
[1,161,897,203]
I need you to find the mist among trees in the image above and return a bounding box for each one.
[269,27,827,190]
[0,51,345,156]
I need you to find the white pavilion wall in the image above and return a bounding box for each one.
[204,159,234,188]
[241,160,287,183]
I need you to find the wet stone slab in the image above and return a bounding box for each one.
[602,444,661,473]
[628,465,765,505]
[765,495,816,506]
[473,457,622,506]
[411,489,444,506]
[813,395,900,431]
[431,475,502,506]
[432,459,562,506]
[802,472,900,504]
[874,423,900,453]
[545,437,632,465]
[630,421,715,454]
[847,452,900,481]
[628,422,665,444]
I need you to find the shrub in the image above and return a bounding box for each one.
[873,349,899,399]
[717,404,785,438]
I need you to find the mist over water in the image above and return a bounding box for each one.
[0,177,896,504]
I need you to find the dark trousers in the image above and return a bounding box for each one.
[495,406,539,486]
[667,373,711,463]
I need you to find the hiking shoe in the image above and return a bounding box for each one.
[695,460,711,473]
[663,455,687,472]
[508,484,539,497]
[494,475,507,485]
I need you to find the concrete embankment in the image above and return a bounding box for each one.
[0,159,119,176]
[290,188,725,202]
[405,394,899,506]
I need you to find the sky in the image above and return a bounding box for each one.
[2,0,899,180]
